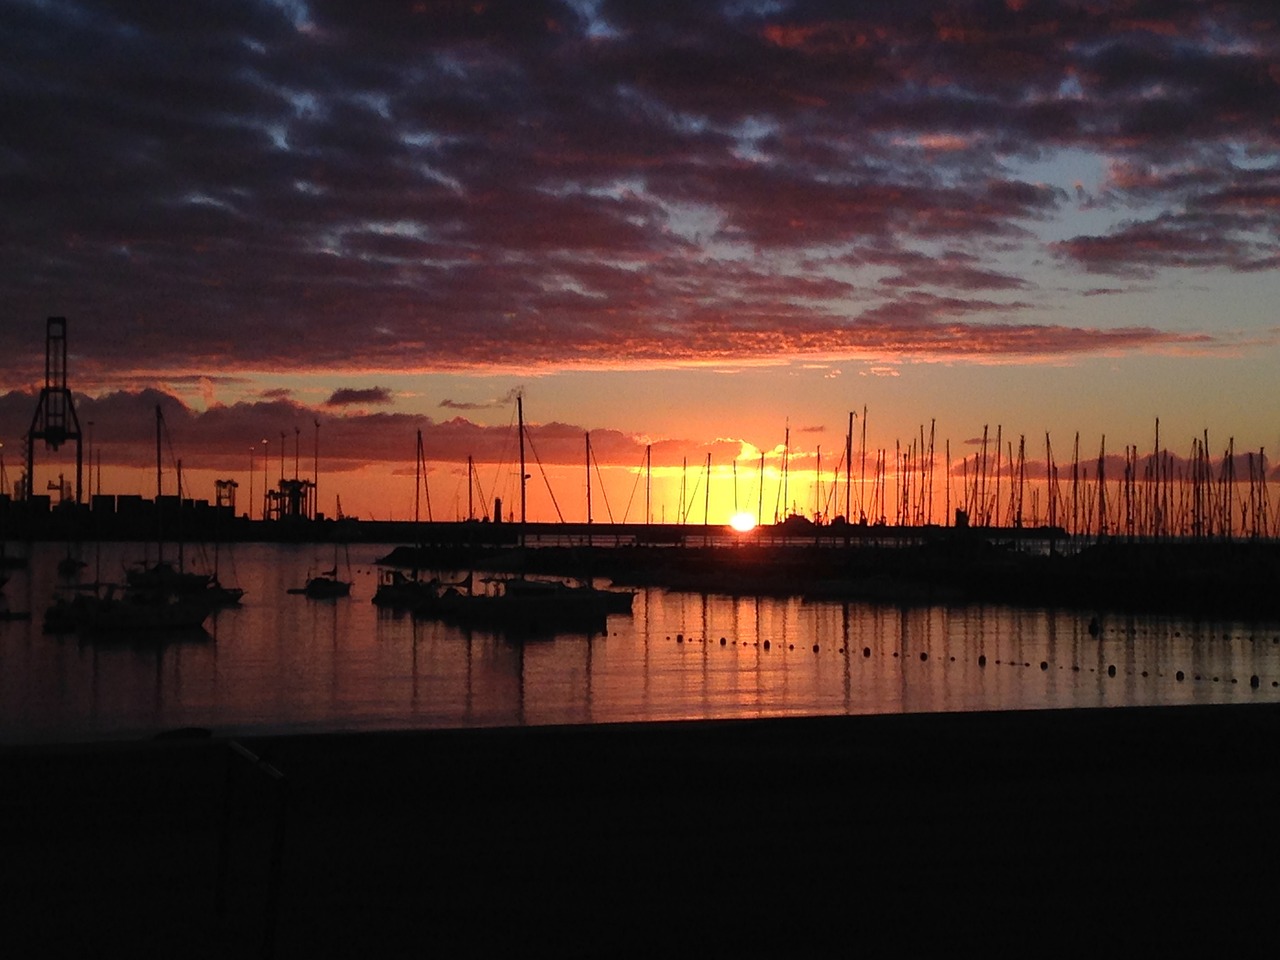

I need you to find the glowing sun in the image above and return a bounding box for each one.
[729,511,757,533]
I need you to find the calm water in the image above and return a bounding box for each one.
[2,540,1279,744]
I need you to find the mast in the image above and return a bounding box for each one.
[313,420,320,521]
[733,456,738,515]
[945,439,951,526]
[155,404,163,563]
[781,422,790,523]
[703,452,711,539]
[645,444,651,525]
[757,452,765,524]
[845,411,854,524]
[467,455,475,521]
[815,445,821,520]
[859,406,867,522]
[585,432,592,526]
[517,395,527,541]
[680,457,687,525]
[414,429,422,526]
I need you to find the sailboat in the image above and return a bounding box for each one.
[44,406,220,634]
[126,406,244,605]
[290,502,353,598]
[437,396,634,636]
[373,430,440,609]
[298,565,352,598]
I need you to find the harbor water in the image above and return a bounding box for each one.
[2,540,1279,744]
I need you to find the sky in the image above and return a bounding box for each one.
[2,0,1279,525]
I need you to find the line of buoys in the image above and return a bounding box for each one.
[667,630,1279,692]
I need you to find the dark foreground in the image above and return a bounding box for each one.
[3,704,1278,956]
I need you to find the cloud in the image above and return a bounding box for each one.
[325,386,393,407]
[0,0,1274,385]
[440,388,524,411]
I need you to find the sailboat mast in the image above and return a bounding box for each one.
[313,420,320,521]
[645,444,651,525]
[703,452,711,529]
[414,429,422,525]
[758,452,765,523]
[176,458,184,573]
[585,432,592,526]
[155,405,163,563]
[517,395,527,528]
[467,455,475,521]
[859,407,867,521]
[846,411,854,524]
[782,422,790,521]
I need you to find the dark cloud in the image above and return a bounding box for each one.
[325,387,393,407]
[440,389,523,411]
[1,0,1275,381]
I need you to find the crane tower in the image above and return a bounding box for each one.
[26,317,83,503]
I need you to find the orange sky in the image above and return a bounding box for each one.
[3,2,1279,526]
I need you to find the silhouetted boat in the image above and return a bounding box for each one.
[372,568,439,608]
[439,576,631,635]
[300,569,351,599]
[43,582,216,634]
[127,560,244,606]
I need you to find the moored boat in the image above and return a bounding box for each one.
[437,576,631,636]
[43,582,216,634]
[372,569,438,608]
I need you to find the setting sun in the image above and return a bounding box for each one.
[729,511,758,533]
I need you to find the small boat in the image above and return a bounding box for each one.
[372,569,439,608]
[43,582,216,634]
[290,568,351,599]
[440,576,631,636]
[128,560,244,606]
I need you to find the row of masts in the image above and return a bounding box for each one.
[491,406,1278,541]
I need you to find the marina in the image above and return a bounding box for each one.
[3,539,1278,745]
